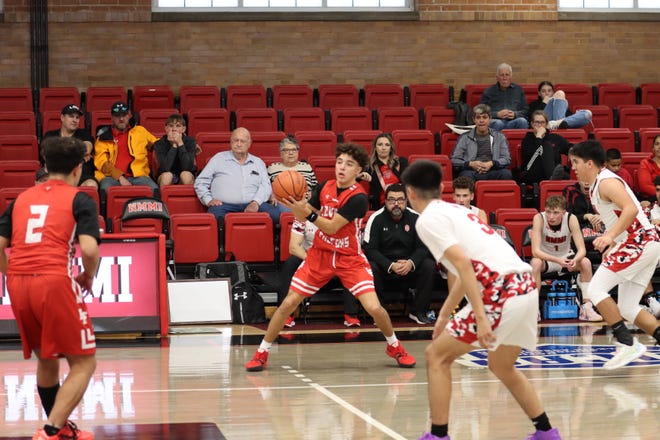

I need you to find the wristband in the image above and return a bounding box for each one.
[306,212,318,222]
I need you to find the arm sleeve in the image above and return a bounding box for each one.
[336,193,368,222]
[73,193,101,243]
[154,138,177,175]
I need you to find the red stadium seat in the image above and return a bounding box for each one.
[363,84,404,109]
[493,208,538,256]
[575,105,613,133]
[282,107,326,133]
[0,187,26,213]
[597,83,636,108]
[391,129,435,158]
[104,186,154,228]
[620,152,648,193]
[235,108,278,132]
[249,131,287,157]
[592,128,635,153]
[0,111,36,136]
[85,87,128,113]
[0,160,41,189]
[89,111,112,137]
[138,108,178,137]
[408,154,452,181]
[640,83,660,108]
[464,84,489,108]
[558,128,588,146]
[501,129,532,170]
[171,213,219,264]
[39,87,80,113]
[187,108,230,137]
[521,83,538,104]
[195,132,231,168]
[317,84,359,110]
[330,107,373,134]
[554,83,594,107]
[272,85,314,110]
[408,84,450,110]
[225,85,267,111]
[0,135,39,161]
[342,130,379,154]
[0,88,33,111]
[475,180,521,219]
[538,180,576,208]
[278,212,296,262]
[377,106,420,132]
[160,184,206,215]
[223,212,275,263]
[132,85,175,113]
[178,86,221,114]
[424,106,455,134]
[440,132,459,156]
[638,128,660,152]
[441,180,454,202]
[307,156,336,182]
[294,130,337,158]
[77,185,100,213]
[41,110,86,136]
[617,105,658,131]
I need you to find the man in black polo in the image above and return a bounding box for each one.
[363,183,437,324]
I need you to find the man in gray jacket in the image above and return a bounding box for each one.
[450,104,513,181]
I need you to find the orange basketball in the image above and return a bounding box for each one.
[272,170,308,202]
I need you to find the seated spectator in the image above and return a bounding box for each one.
[528,81,592,130]
[452,176,487,223]
[358,133,408,210]
[43,104,97,188]
[363,184,436,324]
[279,218,360,328]
[94,101,159,197]
[480,63,529,130]
[194,127,280,224]
[152,114,197,187]
[35,167,48,185]
[267,136,318,202]
[562,180,603,232]
[605,148,633,189]
[450,104,513,181]
[637,134,660,201]
[529,195,602,322]
[519,110,571,184]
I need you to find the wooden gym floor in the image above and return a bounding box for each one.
[0,320,659,440]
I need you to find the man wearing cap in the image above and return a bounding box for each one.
[93,101,159,197]
[42,104,97,188]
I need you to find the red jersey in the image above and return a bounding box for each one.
[0,180,100,277]
[313,180,367,256]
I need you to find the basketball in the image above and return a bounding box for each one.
[272,170,308,202]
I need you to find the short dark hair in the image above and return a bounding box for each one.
[569,140,607,168]
[453,176,475,193]
[40,136,86,175]
[401,160,442,199]
[385,183,405,199]
[335,143,368,169]
[606,148,622,161]
[165,114,186,126]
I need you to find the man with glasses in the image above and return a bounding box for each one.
[363,183,437,324]
[520,110,572,184]
[450,104,513,181]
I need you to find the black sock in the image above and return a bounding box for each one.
[612,320,634,346]
[44,424,60,436]
[531,412,552,432]
[37,383,60,417]
[431,424,448,437]
[653,327,660,345]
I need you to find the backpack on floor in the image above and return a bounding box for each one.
[231,281,266,324]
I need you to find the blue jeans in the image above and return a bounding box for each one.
[99,176,159,200]
[208,202,281,224]
[489,117,529,131]
[544,98,592,128]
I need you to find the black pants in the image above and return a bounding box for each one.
[278,255,358,315]
[370,257,436,314]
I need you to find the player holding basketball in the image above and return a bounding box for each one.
[0,137,100,440]
[569,140,660,369]
[245,143,416,371]
[402,160,561,440]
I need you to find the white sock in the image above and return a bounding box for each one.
[579,281,590,303]
[385,334,398,346]
[259,340,273,352]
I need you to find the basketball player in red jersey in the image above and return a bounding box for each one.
[246,143,416,371]
[0,136,100,440]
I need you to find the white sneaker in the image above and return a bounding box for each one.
[647,296,660,318]
[548,120,561,130]
[579,302,603,322]
[603,338,646,370]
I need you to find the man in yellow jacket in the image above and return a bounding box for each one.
[94,101,159,198]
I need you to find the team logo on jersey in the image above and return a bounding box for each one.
[457,344,660,369]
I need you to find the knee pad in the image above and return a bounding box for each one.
[619,303,643,324]
[583,286,610,306]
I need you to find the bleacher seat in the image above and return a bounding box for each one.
[617,105,657,131]
[521,83,539,104]
[234,108,278,132]
[474,180,521,219]
[278,212,296,262]
[104,186,154,229]
[639,83,660,108]
[282,107,326,133]
[77,185,101,213]
[391,129,434,157]
[377,106,420,132]
[138,108,178,137]
[638,127,660,152]
[307,155,336,182]
[330,107,373,134]
[0,187,26,213]
[0,111,36,136]
[440,131,459,156]
[39,87,80,113]
[597,83,636,108]
[441,180,454,202]
[363,84,404,109]
[464,84,489,108]
[272,85,314,110]
[0,135,39,161]
[554,83,594,107]
[558,128,589,146]
[0,160,41,189]
[225,85,267,111]
[195,132,231,168]
[171,213,219,264]
[317,84,359,110]
[538,180,575,208]
[408,154,452,181]
[407,84,450,110]
[501,129,532,170]
[249,131,287,157]
[0,88,33,111]
[187,108,230,136]
[592,128,635,153]
[89,111,112,137]
[223,212,275,263]
[85,87,128,113]
[178,86,221,114]
[620,152,648,193]
[576,105,613,132]
[424,106,455,134]
[294,130,337,158]
[342,130,379,153]
[493,208,538,256]
[132,85,175,113]
[160,184,206,215]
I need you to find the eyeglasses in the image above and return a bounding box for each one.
[386,197,406,204]
[532,120,547,125]
[281,148,299,153]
